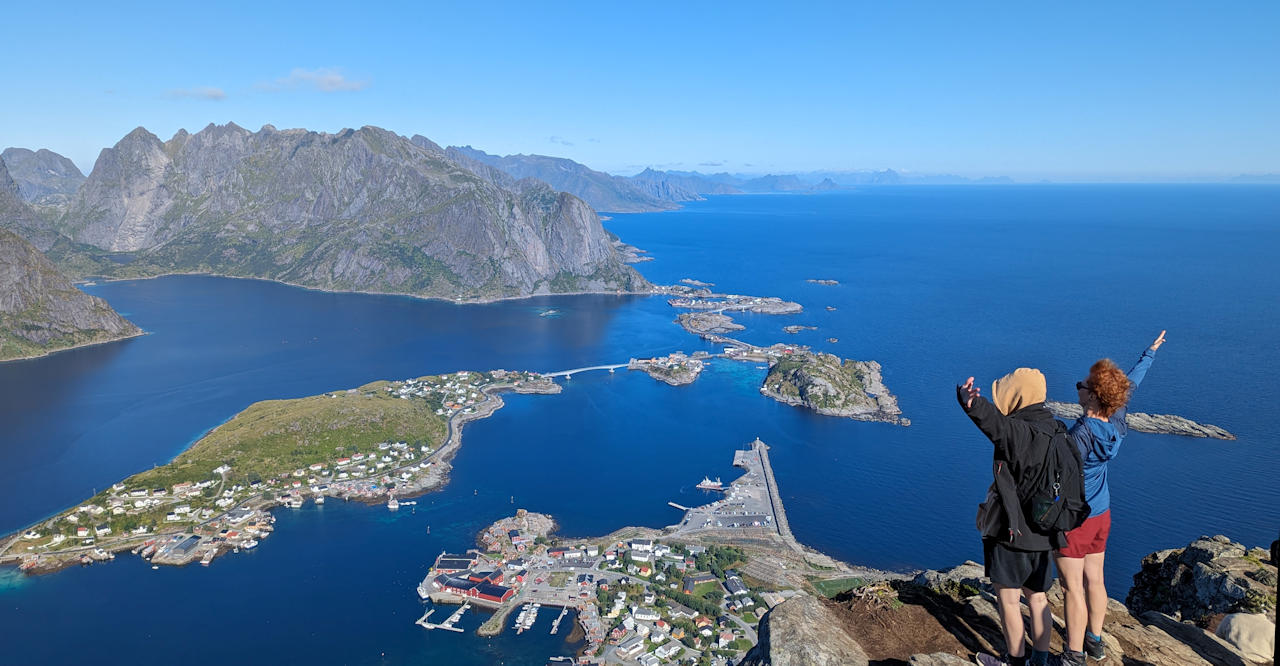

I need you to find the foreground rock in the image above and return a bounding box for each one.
[1047,401,1236,439]
[740,594,869,666]
[1128,535,1277,626]
[781,546,1274,666]
[761,351,907,425]
[0,225,140,361]
[37,123,646,301]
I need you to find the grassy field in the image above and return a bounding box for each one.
[810,576,867,598]
[548,572,569,588]
[128,380,446,489]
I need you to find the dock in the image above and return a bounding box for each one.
[415,602,469,632]
[752,438,799,550]
[549,605,569,634]
[667,501,691,511]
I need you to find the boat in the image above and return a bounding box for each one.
[696,476,725,491]
[417,579,431,600]
[539,309,559,317]
[314,494,325,504]
[242,539,258,549]
[200,550,215,566]
[19,558,38,572]
[387,497,400,510]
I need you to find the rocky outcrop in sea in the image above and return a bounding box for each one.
[761,352,907,425]
[1047,401,1236,439]
[43,123,646,301]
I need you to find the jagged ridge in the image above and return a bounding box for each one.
[46,123,646,301]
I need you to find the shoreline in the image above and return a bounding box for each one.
[0,377,561,575]
[75,270,662,306]
[0,328,148,365]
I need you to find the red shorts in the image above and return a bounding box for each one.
[1058,510,1111,558]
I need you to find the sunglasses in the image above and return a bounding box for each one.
[1076,381,1091,392]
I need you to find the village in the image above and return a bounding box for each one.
[413,440,804,666]
[417,511,785,666]
[4,369,559,573]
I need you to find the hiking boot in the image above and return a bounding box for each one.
[1054,650,1086,666]
[976,654,1027,666]
[1083,632,1106,660]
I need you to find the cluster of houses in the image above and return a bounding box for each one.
[381,370,540,419]
[422,530,765,664]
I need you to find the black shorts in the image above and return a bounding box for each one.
[983,541,1053,593]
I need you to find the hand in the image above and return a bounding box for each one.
[959,376,981,409]
[1151,329,1167,351]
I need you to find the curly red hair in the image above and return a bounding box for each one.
[1086,358,1133,418]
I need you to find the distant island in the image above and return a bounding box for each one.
[1047,401,1235,439]
[805,279,838,286]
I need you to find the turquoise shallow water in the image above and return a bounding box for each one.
[1,186,1277,664]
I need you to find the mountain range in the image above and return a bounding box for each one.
[0,147,86,205]
[3,123,647,302]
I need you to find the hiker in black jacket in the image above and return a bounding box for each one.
[958,368,1061,666]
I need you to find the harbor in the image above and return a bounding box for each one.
[415,601,470,632]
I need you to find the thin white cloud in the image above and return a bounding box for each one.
[261,68,368,92]
[549,136,575,146]
[699,161,724,167]
[169,86,226,100]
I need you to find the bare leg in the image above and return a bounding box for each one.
[1023,587,1052,652]
[1055,554,1086,651]
[1083,551,1108,636]
[995,584,1027,657]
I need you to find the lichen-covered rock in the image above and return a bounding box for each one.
[739,594,869,666]
[1128,535,1277,626]
[50,123,647,301]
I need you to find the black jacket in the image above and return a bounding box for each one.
[959,391,1067,551]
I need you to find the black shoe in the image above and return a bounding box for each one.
[1055,650,1086,666]
[1083,633,1106,660]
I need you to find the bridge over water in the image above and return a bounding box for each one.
[542,364,628,378]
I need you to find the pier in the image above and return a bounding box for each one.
[416,602,469,632]
[752,438,799,551]
[549,605,569,634]
[667,501,691,511]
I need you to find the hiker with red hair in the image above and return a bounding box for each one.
[1056,331,1167,665]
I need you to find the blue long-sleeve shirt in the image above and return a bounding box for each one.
[1070,346,1158,517]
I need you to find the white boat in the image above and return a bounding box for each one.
[242,539,258,549]
[387,497,400,510]
[314,494,325,504]
[417,579,431,600]
[696,476,725,491]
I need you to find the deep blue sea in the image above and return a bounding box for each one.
[2,186,1277,664]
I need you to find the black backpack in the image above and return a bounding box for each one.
[1023,421,1090,535]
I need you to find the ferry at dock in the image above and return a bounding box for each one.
[696,476,725,491]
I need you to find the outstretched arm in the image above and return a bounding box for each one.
[957,376,1031,461]
[1127,329,1165,389]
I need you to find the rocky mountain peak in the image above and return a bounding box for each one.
[50,124,647,300]
[1,147,87,205]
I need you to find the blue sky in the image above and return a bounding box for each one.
[2,1,1277,180]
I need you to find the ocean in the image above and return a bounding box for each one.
[1,186,1277,664]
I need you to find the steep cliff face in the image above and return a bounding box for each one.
[0,227,141,361]
[56,124,647,300]
[0,147,86,205]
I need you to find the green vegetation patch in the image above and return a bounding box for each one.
[810,576,867,598]
[131,379,445,488]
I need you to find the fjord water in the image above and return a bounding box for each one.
[2,186,1277,664]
